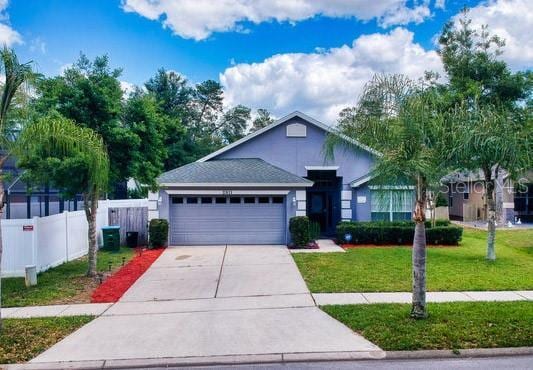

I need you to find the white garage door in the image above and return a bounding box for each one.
[169,195,286,245]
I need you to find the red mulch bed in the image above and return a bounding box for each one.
[342,244,458,249]
[91,247,165,303]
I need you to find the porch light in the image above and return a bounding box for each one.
[292,196,297,206]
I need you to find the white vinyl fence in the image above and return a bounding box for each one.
[1,199,148,277]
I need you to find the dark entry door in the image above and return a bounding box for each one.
[306,170,341,236]
[308,192,327,232]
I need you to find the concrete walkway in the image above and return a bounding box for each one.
[30,245,383,364]
[290,239,345,253]
[4,290,531,318]
[2,303,112,318]
[313,291,533,305]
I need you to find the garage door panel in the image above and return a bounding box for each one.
[169,198,286,245]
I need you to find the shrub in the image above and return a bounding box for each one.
[435,193,449,207]
[426,226,463,245]
[337,221,462,245]
[149,219,169,248]
[289,216,311,246]
[309,221,321,241]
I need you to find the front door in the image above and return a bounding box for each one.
[308,192,327,233]
[306,170,341,236]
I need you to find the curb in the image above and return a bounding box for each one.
[385,347,533,360]
[2,351,384,369]
[3,348,532,369]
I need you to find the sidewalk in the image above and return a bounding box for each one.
[313,290,533,305]
[290,239,345,253]
[2,303,112,318]
[3,290,531,318]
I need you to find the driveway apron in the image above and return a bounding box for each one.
[32,245,383,363]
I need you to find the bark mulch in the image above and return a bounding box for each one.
[91,247,165,303]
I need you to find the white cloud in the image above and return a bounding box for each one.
[29,37,46,54]
[0,1,21,46]
[0,22,21,46]
[120,80,137,97]
[0,0,8,14]
[121,0,439,40]
[221,28,443,124]
[379,3,432,28]
[458,0,533,70]
[59,63,72,75]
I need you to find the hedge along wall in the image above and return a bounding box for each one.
[337,220,463,245]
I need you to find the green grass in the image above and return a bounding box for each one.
[322,302,533,351]
[0,316,94,363]
[293,229,533,292]
[2,247,135,307]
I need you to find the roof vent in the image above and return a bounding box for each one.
[286,123,307,137]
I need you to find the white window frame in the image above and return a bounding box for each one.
[371,188,414,221]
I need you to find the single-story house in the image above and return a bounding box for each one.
[443,169,533,223]
[150,111,415,245]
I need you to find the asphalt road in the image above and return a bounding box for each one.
[169,355,533,370]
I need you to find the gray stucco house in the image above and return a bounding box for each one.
[149,111,414,245]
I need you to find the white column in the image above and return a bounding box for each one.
[341,190,352,221]
[295,190,306,217]
[148,191,160,220]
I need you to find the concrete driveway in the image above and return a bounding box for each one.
[32,245,383,364]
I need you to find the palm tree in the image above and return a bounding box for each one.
[326,74,450,319]
[16,113,109,277]
[449,103,531,261]
[0,47,34,331]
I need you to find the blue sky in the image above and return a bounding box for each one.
[2,0,531,122]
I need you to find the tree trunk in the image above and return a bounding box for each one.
[0,154,8,333]
[411,176,428,319]
[84,187,99,277]
[429,191,436,228]
[485,175,496,261]
[0,173,4,332]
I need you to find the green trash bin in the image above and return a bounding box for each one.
[102,226,120,251]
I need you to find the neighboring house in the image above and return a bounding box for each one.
[443,170,533,223]
[2,154,83,219]
[152,111,415,245]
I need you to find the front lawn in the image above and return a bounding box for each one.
[0,316,93,363]
[322,301,533,351]
[293,229,533,292]
[2,247,135,307]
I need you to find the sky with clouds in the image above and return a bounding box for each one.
[3,0,532,123]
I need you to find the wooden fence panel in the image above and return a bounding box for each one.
[108,207,148,246]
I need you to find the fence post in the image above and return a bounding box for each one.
[31,216,39,270]
[65,211,69,262]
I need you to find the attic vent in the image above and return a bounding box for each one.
[286,123,307,137]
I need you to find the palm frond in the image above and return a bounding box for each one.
[15,113,109,192]
[0,47,33,132]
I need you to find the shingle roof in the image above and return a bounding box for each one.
[158,158,313,187]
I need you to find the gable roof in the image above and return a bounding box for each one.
[197,111,380,162]
[158,158,313,187]
[441,168,510,183]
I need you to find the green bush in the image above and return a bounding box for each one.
[309,221,321,241]
[149,219,169,248]
[426,226,463,245]
[435,193,449,207]
[289,216,311,246]
[337,221,462,245]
